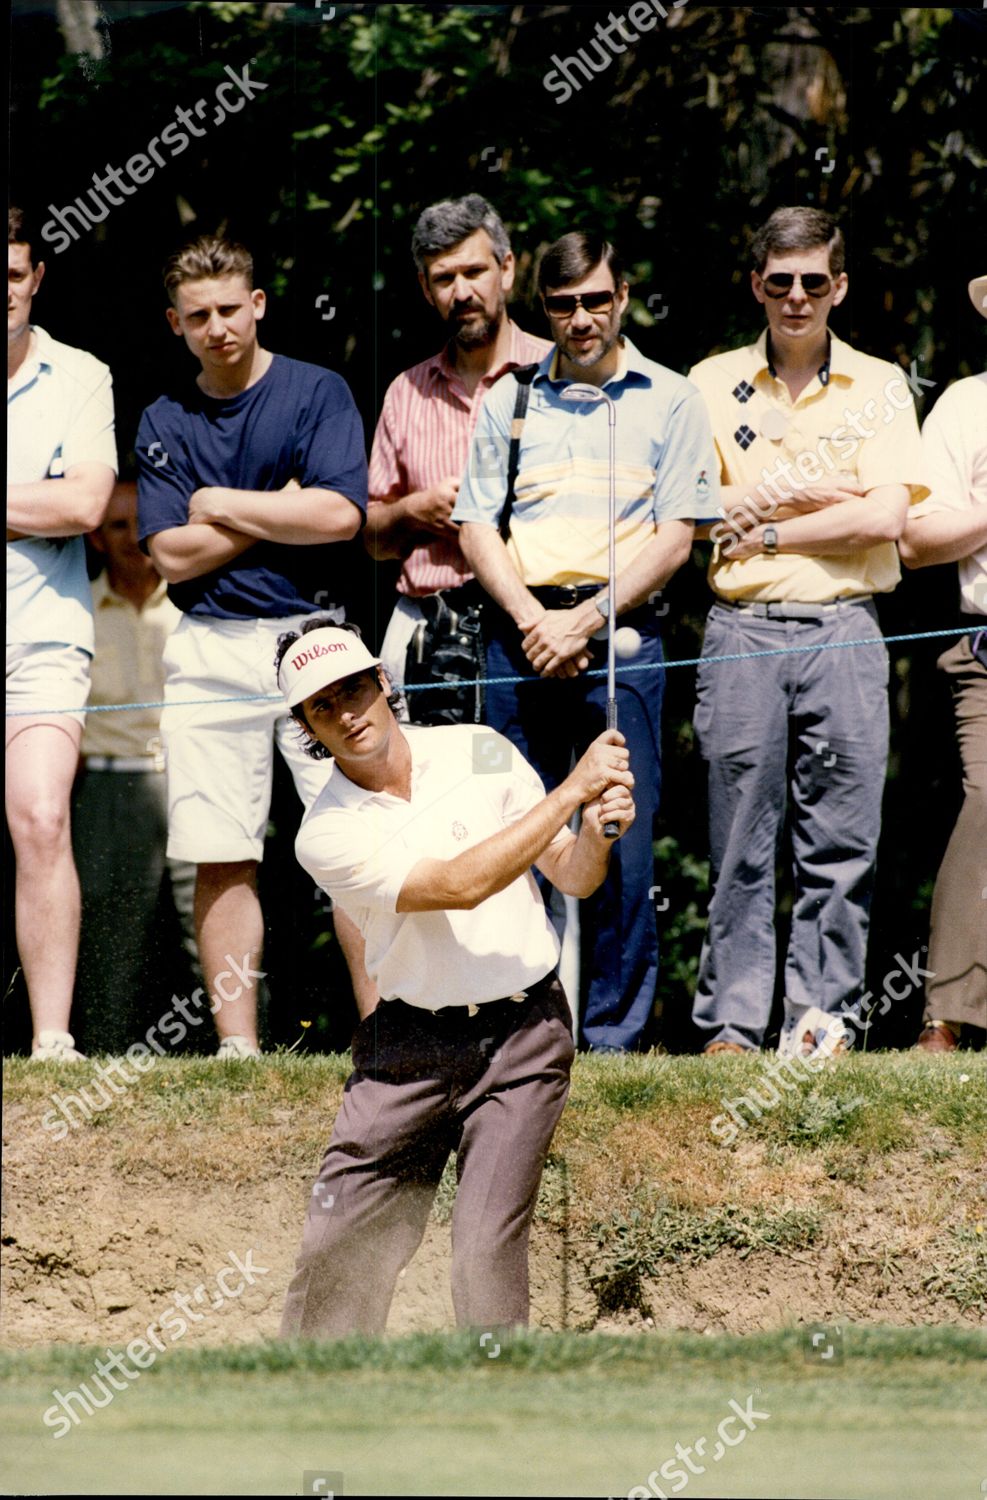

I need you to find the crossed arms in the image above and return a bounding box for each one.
[6,463,115,542]
[147,480,363,583]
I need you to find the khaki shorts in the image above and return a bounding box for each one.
[5,641,91,729]
[160,614,333,863]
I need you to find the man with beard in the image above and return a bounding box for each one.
[453,231,716,1051]
[365,195,550,714]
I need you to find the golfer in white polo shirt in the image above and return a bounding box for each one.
[275,617,635,1335]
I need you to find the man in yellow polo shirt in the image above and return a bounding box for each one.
[688,207,927,1056]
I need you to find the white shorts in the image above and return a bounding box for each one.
[5,642,91,729]
[160,614,333,863]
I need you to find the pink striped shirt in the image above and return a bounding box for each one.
[368,321,553,596]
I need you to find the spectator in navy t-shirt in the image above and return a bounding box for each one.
[137,234,375,1057]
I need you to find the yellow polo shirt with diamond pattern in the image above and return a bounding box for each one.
[688,330,928,603]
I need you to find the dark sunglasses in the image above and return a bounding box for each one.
[761,272,832,299]
[542,290,615,316]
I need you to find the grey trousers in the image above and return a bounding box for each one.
[692,599,889,1049]
[71,768,199,1053]
[924,633,987,1030]
[280,973,574,1338]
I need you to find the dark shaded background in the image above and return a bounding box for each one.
[6,3,987,1051]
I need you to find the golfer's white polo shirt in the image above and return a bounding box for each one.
[7,325,117,652]
[295,724,565,1010]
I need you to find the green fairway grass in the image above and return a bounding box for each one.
[2,1328,984,1498]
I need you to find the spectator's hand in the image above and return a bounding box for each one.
[188,486,222,524]
[566,729,633,805]
[547,652,592,679]
[581,782,636,842]
[521,608,593,677]
[407,476,461,538]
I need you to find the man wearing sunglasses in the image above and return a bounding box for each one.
[454,231,716,1052]
[687,206,927,1058]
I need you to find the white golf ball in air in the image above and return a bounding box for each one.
[613,627,642,659]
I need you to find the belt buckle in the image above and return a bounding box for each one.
[557,585,580,609]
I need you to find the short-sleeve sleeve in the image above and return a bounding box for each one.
[368,378,408,504]
[61,360,117,475]
[295,806,424,917]
[652,384,720,524]
[136,403,198,545]
[854,374,928,503]
[450,379,515,528]
[911,384,977,517]
[294,373,368,514]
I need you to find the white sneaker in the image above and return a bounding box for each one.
[777,1005,850,1061]
[215,1035,261,1060]
[31,1030,85,1062]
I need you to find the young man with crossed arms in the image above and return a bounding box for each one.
[276,619,634,1335]
[137,235,372,1055]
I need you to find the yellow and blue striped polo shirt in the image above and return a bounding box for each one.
[452,337,716,587]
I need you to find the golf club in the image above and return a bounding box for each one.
[560,381,620,838]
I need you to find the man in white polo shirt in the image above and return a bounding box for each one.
[6,206,116,1061]
[275,618,635,1336]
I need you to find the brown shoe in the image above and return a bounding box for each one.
[914,1021,960,1053]
[703,1041,751,1056]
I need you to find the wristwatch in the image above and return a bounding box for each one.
[762,525,779,556]
[594,593,611,622]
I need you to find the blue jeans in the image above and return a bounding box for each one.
[692,599,889,1049]
[485,608,664,1051]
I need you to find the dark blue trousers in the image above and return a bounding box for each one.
[485,609,663,1050]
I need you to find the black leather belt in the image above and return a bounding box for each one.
[396,970,557,1021]
[528,584,602,609]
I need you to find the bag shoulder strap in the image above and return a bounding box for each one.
[498,363,539,542]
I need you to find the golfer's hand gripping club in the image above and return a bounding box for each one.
[571,730,633,841]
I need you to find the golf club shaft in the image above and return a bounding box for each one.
[604,409,619,839]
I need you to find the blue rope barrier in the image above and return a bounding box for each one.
[4,625,977,716]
